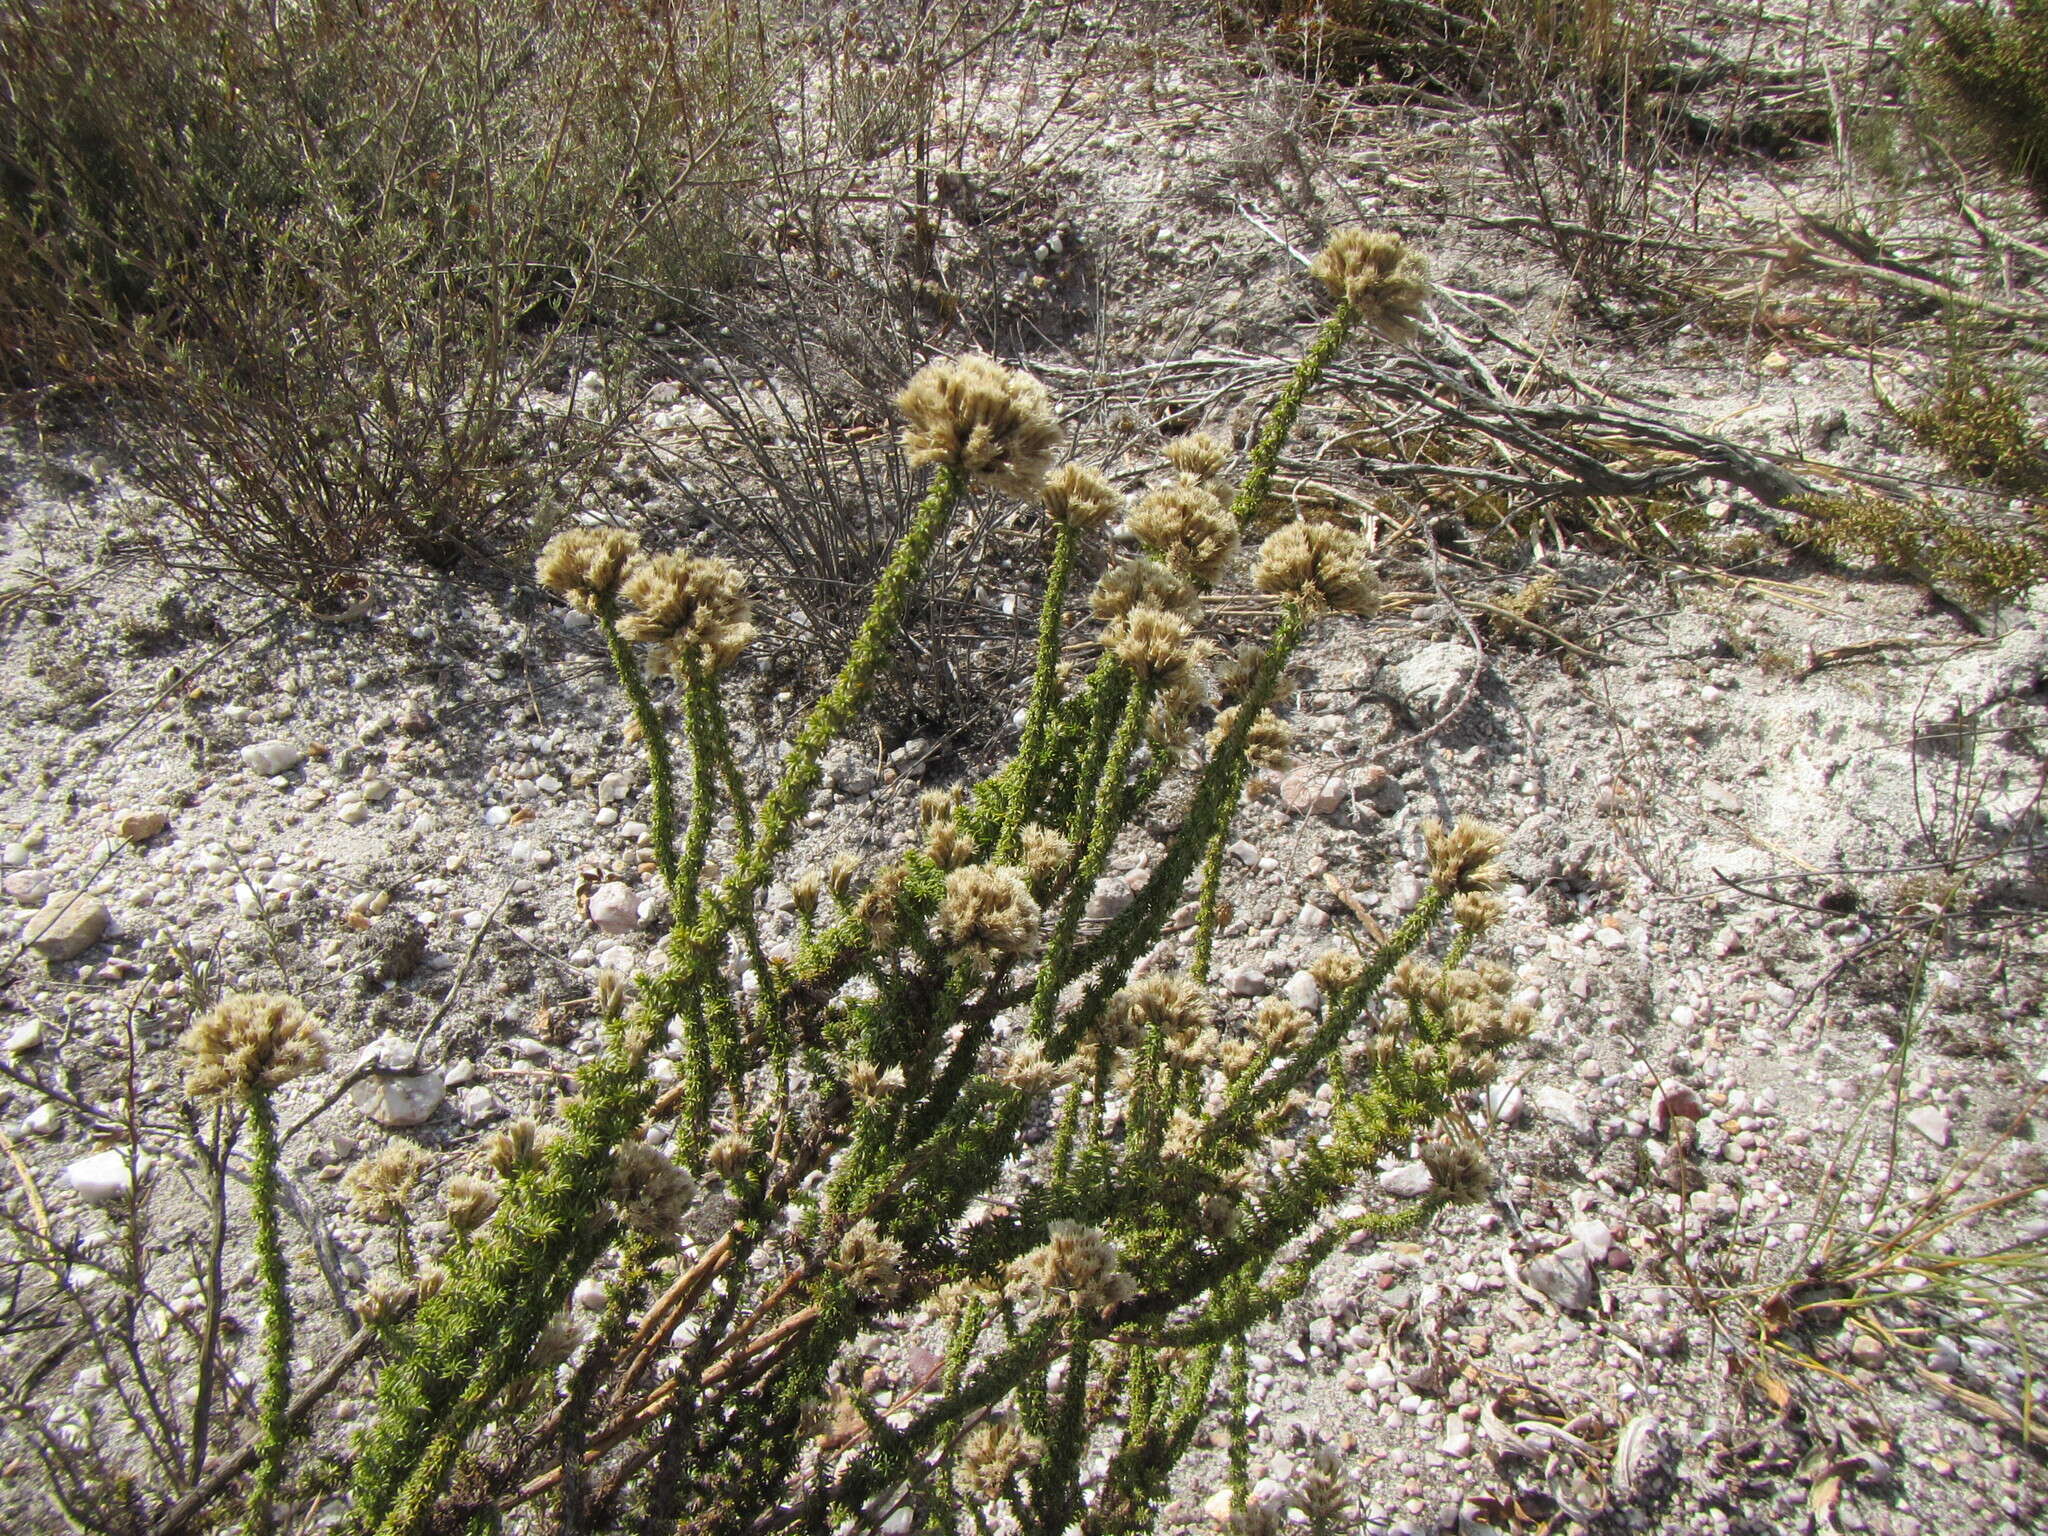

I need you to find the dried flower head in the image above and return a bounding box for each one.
[897,354,1060,498]
[1091,557,1201,624]
[1106,973,1212,1049]
[1452,891,1507,933]
[789,870,823,920]
[1309,948,1365,995]
[996,1038,1070,1094]
[529,1315,584,1372]
[1421,1137,1493,1203]
[485,1118,553,1178]
[357,1274,416,1327]
[345,1141,431,1223]
[608,1139,697,1239]
[1197,1191,1239,1239]
[936,865,1042,972]
[535,527,642,614]
[1254,998,1314,1049]
[1107,605,1210,693]
[918,788,960,828]
[1297,1443,1354,1527]
[442,1174,500,1235]
[1310,227,1431,342]
[1423,816,1507,893]
[618,553,755,673]
[829,1218,904,1299]
[1387,954,1440,1004]
[956,1418,1044,1501]
[1127,482,1237,586]
[181,991,328,1101]
[706,1132,751,1180]
[1040,463,1123,529]
[1208,704,1293,770]
[825,853,862,904]
[595,968,632,1019]
[1164,431,1232,485]
[1009,1220,1135,1318]
[855,864,909,949]
[846,1060,906,1107]
[1019,824,1072,891]
[926,819,979,870]
[1254,520,1380,616]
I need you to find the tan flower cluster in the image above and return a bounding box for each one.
[705,1132,751,1180]
[936,865,1042,972]
[345,1142,431,1223]
[180,991,328,1101]
[1127,482,1238,586]
[1103,972,1213,1056]
[1423,816,1507,893]
[1008,1219,1135,1318]
[956,1417,1044,1501]
[1308,947,1365,995]
[1106,606,1210,693]
[846,1060,906,1107]
[1421,1136,1493,1203]
[1019,824,1072,891]
[789,869,823,920]
[1253,998,1313,1051]
[829,1217,904,1299]
[608,1138,697,1239]
[926,819,978,870]
[1163,431,1232,486]
[1040,462,1123,529]
[897,354,1060,498]
[485,1117,553,1177]
[443,1174,500,1235]
[595,967,632,1019]
[534,527,641,614]
[1309,227,1431,343]
[996,1038,1070,1094]
[1207,703,1293,770]
[1453,891,1507,933]
[1253,520,1380,616]
[618,553,756,674]
[1091,557,1200,623]
[855,864,909,948]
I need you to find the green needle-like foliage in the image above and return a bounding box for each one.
[330,229,1523,1536]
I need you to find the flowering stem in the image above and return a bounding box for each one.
[1229,300,1355,529]
[245,1088,292,1533]
[997,519,1080,861]
[596,604,683,908]
[1188,767,1244,986]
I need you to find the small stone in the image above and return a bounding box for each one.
[240,740,305,776]
[351,1068,446,1128]
[5,1020,43,1054]
[1086,878,1134,923]
[588,881,642,934]
[1484,1083,1523,1125]
[1349,765,1404,816]
[1278,767,1345,817]
[1848,1333,1886,1369]
[1648,1079,1705,1135]
[1530,1085,1594,1141]
[597,771,632,806]
[1390,643,1480,722]
[1567,1217,1613,1258]
[22,892,110,961]
[1524,1249,1596,1313]
[1380,1161,1434,1198]
[114,809,168,842]
[1282,970,1322,1011]
[4,869,53,908]
[1905,1104,1952,1148]
[65,1149,152,1207]
[1227,839,1260,867]
[1222,966,1269,997]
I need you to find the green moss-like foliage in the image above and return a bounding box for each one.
[1921,0,2048,207]
[1788,488,2047,607]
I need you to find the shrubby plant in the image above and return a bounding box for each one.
[320,228,1524,1535]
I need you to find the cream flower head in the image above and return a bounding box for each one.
[535,528,642,614]
[1126,482,1237,587]
[1254,520,1380,616]
[617,552,755,674]
[1040,463,1123,529]
[935,865,1042,972]
[897,354,1060,498]
[1309,228,1431,343]
[1090,557,1200,623]
[180,992,327,1100]
[1106,605,1211,693]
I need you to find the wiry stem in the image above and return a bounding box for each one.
[597,605,683,908]
[998,519,1081,861]
[1229,300,1355,529]
[245,1091,292,1533]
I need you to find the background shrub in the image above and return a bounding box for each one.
[1919,0,2048,207]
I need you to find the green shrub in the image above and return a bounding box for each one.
[1899,355,2048,498]
[0,0,764,591]
[1919,0,2048,206]
[1787,487,2047,607]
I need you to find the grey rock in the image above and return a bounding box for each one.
[1348,764,1405,817]
[1530,1085,1594,1141]
[1222,966,1269,997]
[1379,1161,1434,1198]
[240,739,305,776]
[588,881,643,934]
[1906,1103,1952,1148]
[1085,878,1134,923]
[1282,970,1322,1011]
[1525,1249,1596,1313]
[4,869,53,908]
[1390,643,1481,722]
[1278,766,1346,816]
[114,809,168,842]
[22,891,109,961]
[351,1067,446,1128]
